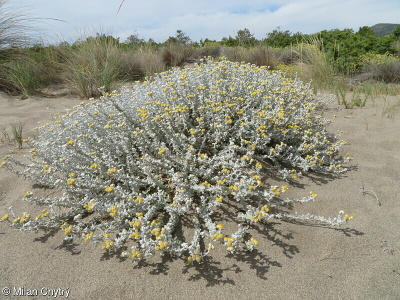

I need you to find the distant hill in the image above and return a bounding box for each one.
[371,23,400,36]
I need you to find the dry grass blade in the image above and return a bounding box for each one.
[360,184,381,206]
[117,0,125,16]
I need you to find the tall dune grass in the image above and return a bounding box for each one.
[292,39,336,90]
[161,43,194,67]
[133,44,165,76]
[60,36,131,98]
[0,0,39,94]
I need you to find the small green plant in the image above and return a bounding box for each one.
[11,121,24,148]
[350,90,367,107]
[355,83,374,102]
[334,81,352,108]
[0,127,11,144]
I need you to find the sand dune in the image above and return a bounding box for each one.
[1,91,399,300]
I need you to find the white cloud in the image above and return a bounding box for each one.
[6,0,400,44]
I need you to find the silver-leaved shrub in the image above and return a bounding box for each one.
[1,58,352,263]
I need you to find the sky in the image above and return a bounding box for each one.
[7,0,400,44]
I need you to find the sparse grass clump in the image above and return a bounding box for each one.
[11,121,24,148]
[161,43,194,67]
[1,59,353,262]
[60,36,129,98]
[133,44,165,77]
[360,53,400,83]
[0,0,40,94]
[0,126,11,144]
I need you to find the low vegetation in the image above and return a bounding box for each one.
[0,1,399,100]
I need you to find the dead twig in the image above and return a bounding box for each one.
[360,184,381,206]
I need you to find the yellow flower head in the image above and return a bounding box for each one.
[106,168,117,174]
[1,214,9,221]
[90,162,99,169]
[104,186,115,192]
[67,178,76,186]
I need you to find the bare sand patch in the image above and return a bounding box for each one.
[0,91,399,299]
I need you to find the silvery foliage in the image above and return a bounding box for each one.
[2,58,351,261]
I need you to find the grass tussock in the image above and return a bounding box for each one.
[0,0,41,94]
[60,37,127,98]
[133,44,165,77]
[161,44,194,67]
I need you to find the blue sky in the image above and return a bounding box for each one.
[7,0,400,44]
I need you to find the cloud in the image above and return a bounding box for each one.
[7,0,400,44]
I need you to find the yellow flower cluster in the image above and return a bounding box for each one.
[129,219,142,229]
[248,237,259,246]
[187,249,202,263]
[11,213,31,224]
[214,196,223,203]
[104,186,115,192]
[23,191,33,197]
[108,205,118,217]
[250,205,270,223]
[210,231,225,240]
[134,196,143,204]
[155,241,169,251]
[151,226,166,240]
[65,140,75,146]
[224,236,236,252]
[42,164,52,173]
[130,249,142,259]
[90,162,99,168]
[67,178,76,186]
[62,223,73,235]
[101,239,115,250]
[289,169,298,179]
[227,184,239,193]
[83,201,96,211]
[84,232,94,242]
[106,167,117,174]
[35,209,50,220]
[344,214,355,220]
[1,214,10,221]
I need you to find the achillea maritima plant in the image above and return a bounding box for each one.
[1,58,353,263]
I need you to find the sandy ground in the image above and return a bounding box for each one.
[0,90,399,300]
